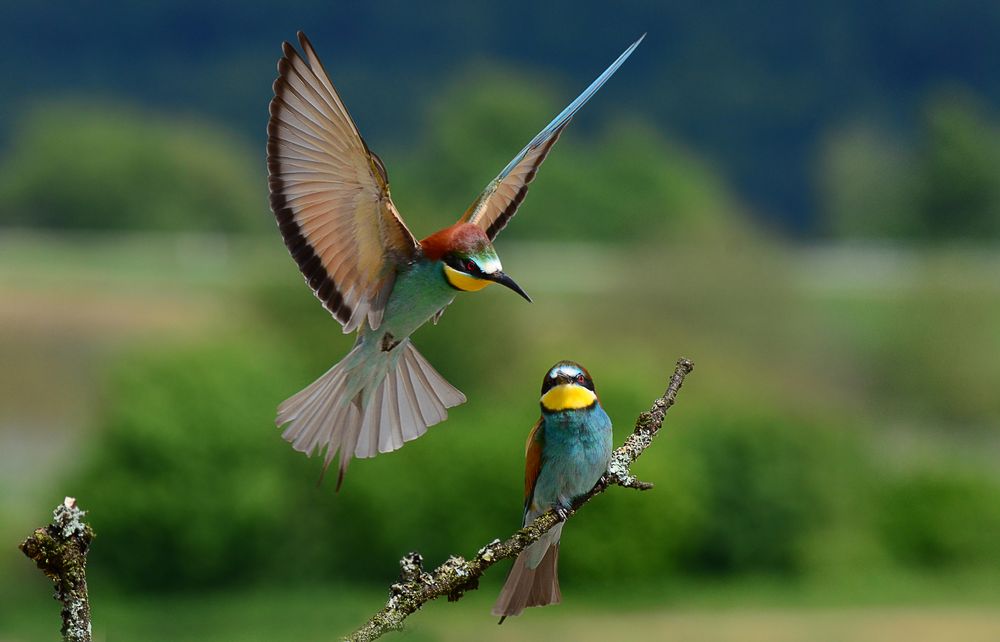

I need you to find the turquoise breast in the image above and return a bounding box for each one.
[533,404,613,512]
[373,258,456,341]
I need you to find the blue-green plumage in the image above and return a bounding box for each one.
[374,258,457,340]
[529,403,613,520]
[494,361,613,621]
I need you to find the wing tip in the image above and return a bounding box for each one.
[612,33,644,71]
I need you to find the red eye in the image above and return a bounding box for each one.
[465,260,476,272]
[576,374,586,385]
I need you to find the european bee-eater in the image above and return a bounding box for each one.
[493,361,613,621]
[268,33,641,488]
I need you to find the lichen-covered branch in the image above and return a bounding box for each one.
[346,357,694,642]
[19,497,95,642]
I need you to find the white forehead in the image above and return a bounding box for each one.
[475,255,502,275]
[548,363,583,379]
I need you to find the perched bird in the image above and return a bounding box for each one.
[493,361,613,622]
[267,33,642,488]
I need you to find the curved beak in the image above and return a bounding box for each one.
[489,271,532,302]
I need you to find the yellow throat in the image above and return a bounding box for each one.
[444,264,493,292]
[540,383,597,411]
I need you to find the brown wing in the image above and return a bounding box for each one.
[462,130,565,241]
[524,418,545,514]
[268,32,419,333]
[463,35,644,241]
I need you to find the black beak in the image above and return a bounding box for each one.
[490,271,532,302]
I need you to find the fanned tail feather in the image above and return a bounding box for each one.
[276,339,465,490]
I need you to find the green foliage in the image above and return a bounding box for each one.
[72,339,311,589]
[71,323,877,589]
[914,94,1000,239]
[822,93,1000,240]
[826,265,1000,425]
[664,410,873,575]
[31,231,1000,595]
[879,468,1000,569]
[819,124,915,238]
[8,0,1000,234]
[0,101,265,232]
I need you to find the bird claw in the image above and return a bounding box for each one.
[554,505,571,522]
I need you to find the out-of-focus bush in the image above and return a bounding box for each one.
[821,92,1000,240]
[72,338,313,589]
[71,324,877,589]
[0,101,265,232]
[819,124,915,238]
[914,94,1000,239]
[664,409,874,575]
[879,468,1000,570]
[834,272,1000,426]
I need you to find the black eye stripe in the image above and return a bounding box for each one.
[447,255,481,275]
[540,368,594,394]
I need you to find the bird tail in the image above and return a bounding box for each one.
[276,339,466,490]
[492,524,563,622]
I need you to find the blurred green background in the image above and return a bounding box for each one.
[2,2,1000,641]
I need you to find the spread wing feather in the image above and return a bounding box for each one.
[463,35,644,240]
[268,32,418,333]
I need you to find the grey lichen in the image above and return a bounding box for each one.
[54,497,89,539]
[344,357,694,642]
[477,539,501,561]
[398,551,424,582]
[606,452,634,482]
[20,496,95,642]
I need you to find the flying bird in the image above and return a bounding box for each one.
[267,32,642,489]
[493,361,613,622]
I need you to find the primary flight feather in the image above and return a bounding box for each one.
[268,32,642,489]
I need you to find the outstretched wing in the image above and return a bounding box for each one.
[268,32,419,333]
[463,35,644,241]
[523,418,545,520]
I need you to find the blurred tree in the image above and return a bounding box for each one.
[0,101,266,233]
[7,0,1000,233]
[913,93,1000,239]
[820,92,1000,240]
[820,124,916,238]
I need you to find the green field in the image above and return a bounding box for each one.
[4,577,1000,642]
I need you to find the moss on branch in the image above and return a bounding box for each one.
[19,497,95,642]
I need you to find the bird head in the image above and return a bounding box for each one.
[421,223,531,302]
[540,361,598,412]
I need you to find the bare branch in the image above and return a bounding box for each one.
[19,497,95,642]
[346,357,694,642]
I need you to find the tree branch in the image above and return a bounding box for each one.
[346,357,694,642]
[19,496,95,642]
